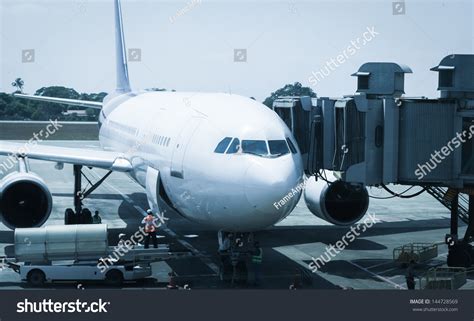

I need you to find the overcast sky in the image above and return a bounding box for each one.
[0,0,473,101]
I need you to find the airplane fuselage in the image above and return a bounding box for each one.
[98,91,304,232]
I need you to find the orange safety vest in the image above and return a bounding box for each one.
[144,215,156,233]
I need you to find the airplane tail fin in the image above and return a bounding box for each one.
[114,0,131,93]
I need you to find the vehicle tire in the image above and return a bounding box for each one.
[64,208,75,225]
[105,269,123,287]
[27,269,46,287]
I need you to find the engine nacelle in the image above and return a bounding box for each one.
[0,172,52,229]
[304,175,369,226]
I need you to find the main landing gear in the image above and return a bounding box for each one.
[64,165,112,225]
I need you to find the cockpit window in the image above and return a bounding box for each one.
[214,137,232,154]
[226,138,240,154]
[241,140,268,156]
[286,138,297,154]
[219,137,292,157]
[268,140,290,156]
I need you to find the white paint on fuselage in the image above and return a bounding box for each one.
[99,91,304,231]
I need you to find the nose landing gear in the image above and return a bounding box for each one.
[217,231,255,286]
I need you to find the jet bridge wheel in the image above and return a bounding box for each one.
[27,269,46,287]
[105,269,124,287]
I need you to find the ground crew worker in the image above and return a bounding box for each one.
[218,232,231,253]
[251,241,263,286]
[406,260,417,290]
[92,210,102,224]
[142,209,159,249]
[217,232,233,282]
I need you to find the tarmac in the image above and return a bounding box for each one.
[0,140,471,290]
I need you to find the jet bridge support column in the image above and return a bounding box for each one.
[463,195,474,243]
[450,193,459,238]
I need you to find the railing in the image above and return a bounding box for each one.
[420,267,467,289]
[425,186,470,224]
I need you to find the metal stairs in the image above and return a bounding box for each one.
[425,186,470,224]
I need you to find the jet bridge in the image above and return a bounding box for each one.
[273,54,474,267]
[306,56,474,187]
[272,96,312,167]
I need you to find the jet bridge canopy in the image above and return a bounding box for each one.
[272,96,312,164]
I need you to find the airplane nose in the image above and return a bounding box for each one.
[244,157,303,218]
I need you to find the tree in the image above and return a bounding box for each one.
[86,108,99,121]
[0,86,108,121]
[11,78,24,93]
[263,82,316,108]
[30,86,80,120]
[35,86,80,99]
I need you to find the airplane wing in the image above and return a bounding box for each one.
[14,93,103,109]
[3,95,127,170]
[0,141,132,172]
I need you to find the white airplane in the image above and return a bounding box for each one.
[0,0,304,232]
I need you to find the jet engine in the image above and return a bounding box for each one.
[304,174,369,226]
[0,158,52,229]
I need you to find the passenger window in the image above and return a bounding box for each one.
[214,137,232,153]
[241,140,268,156]
[286,138,297,154]
[268,140,290,156]
[226,138,240,154]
